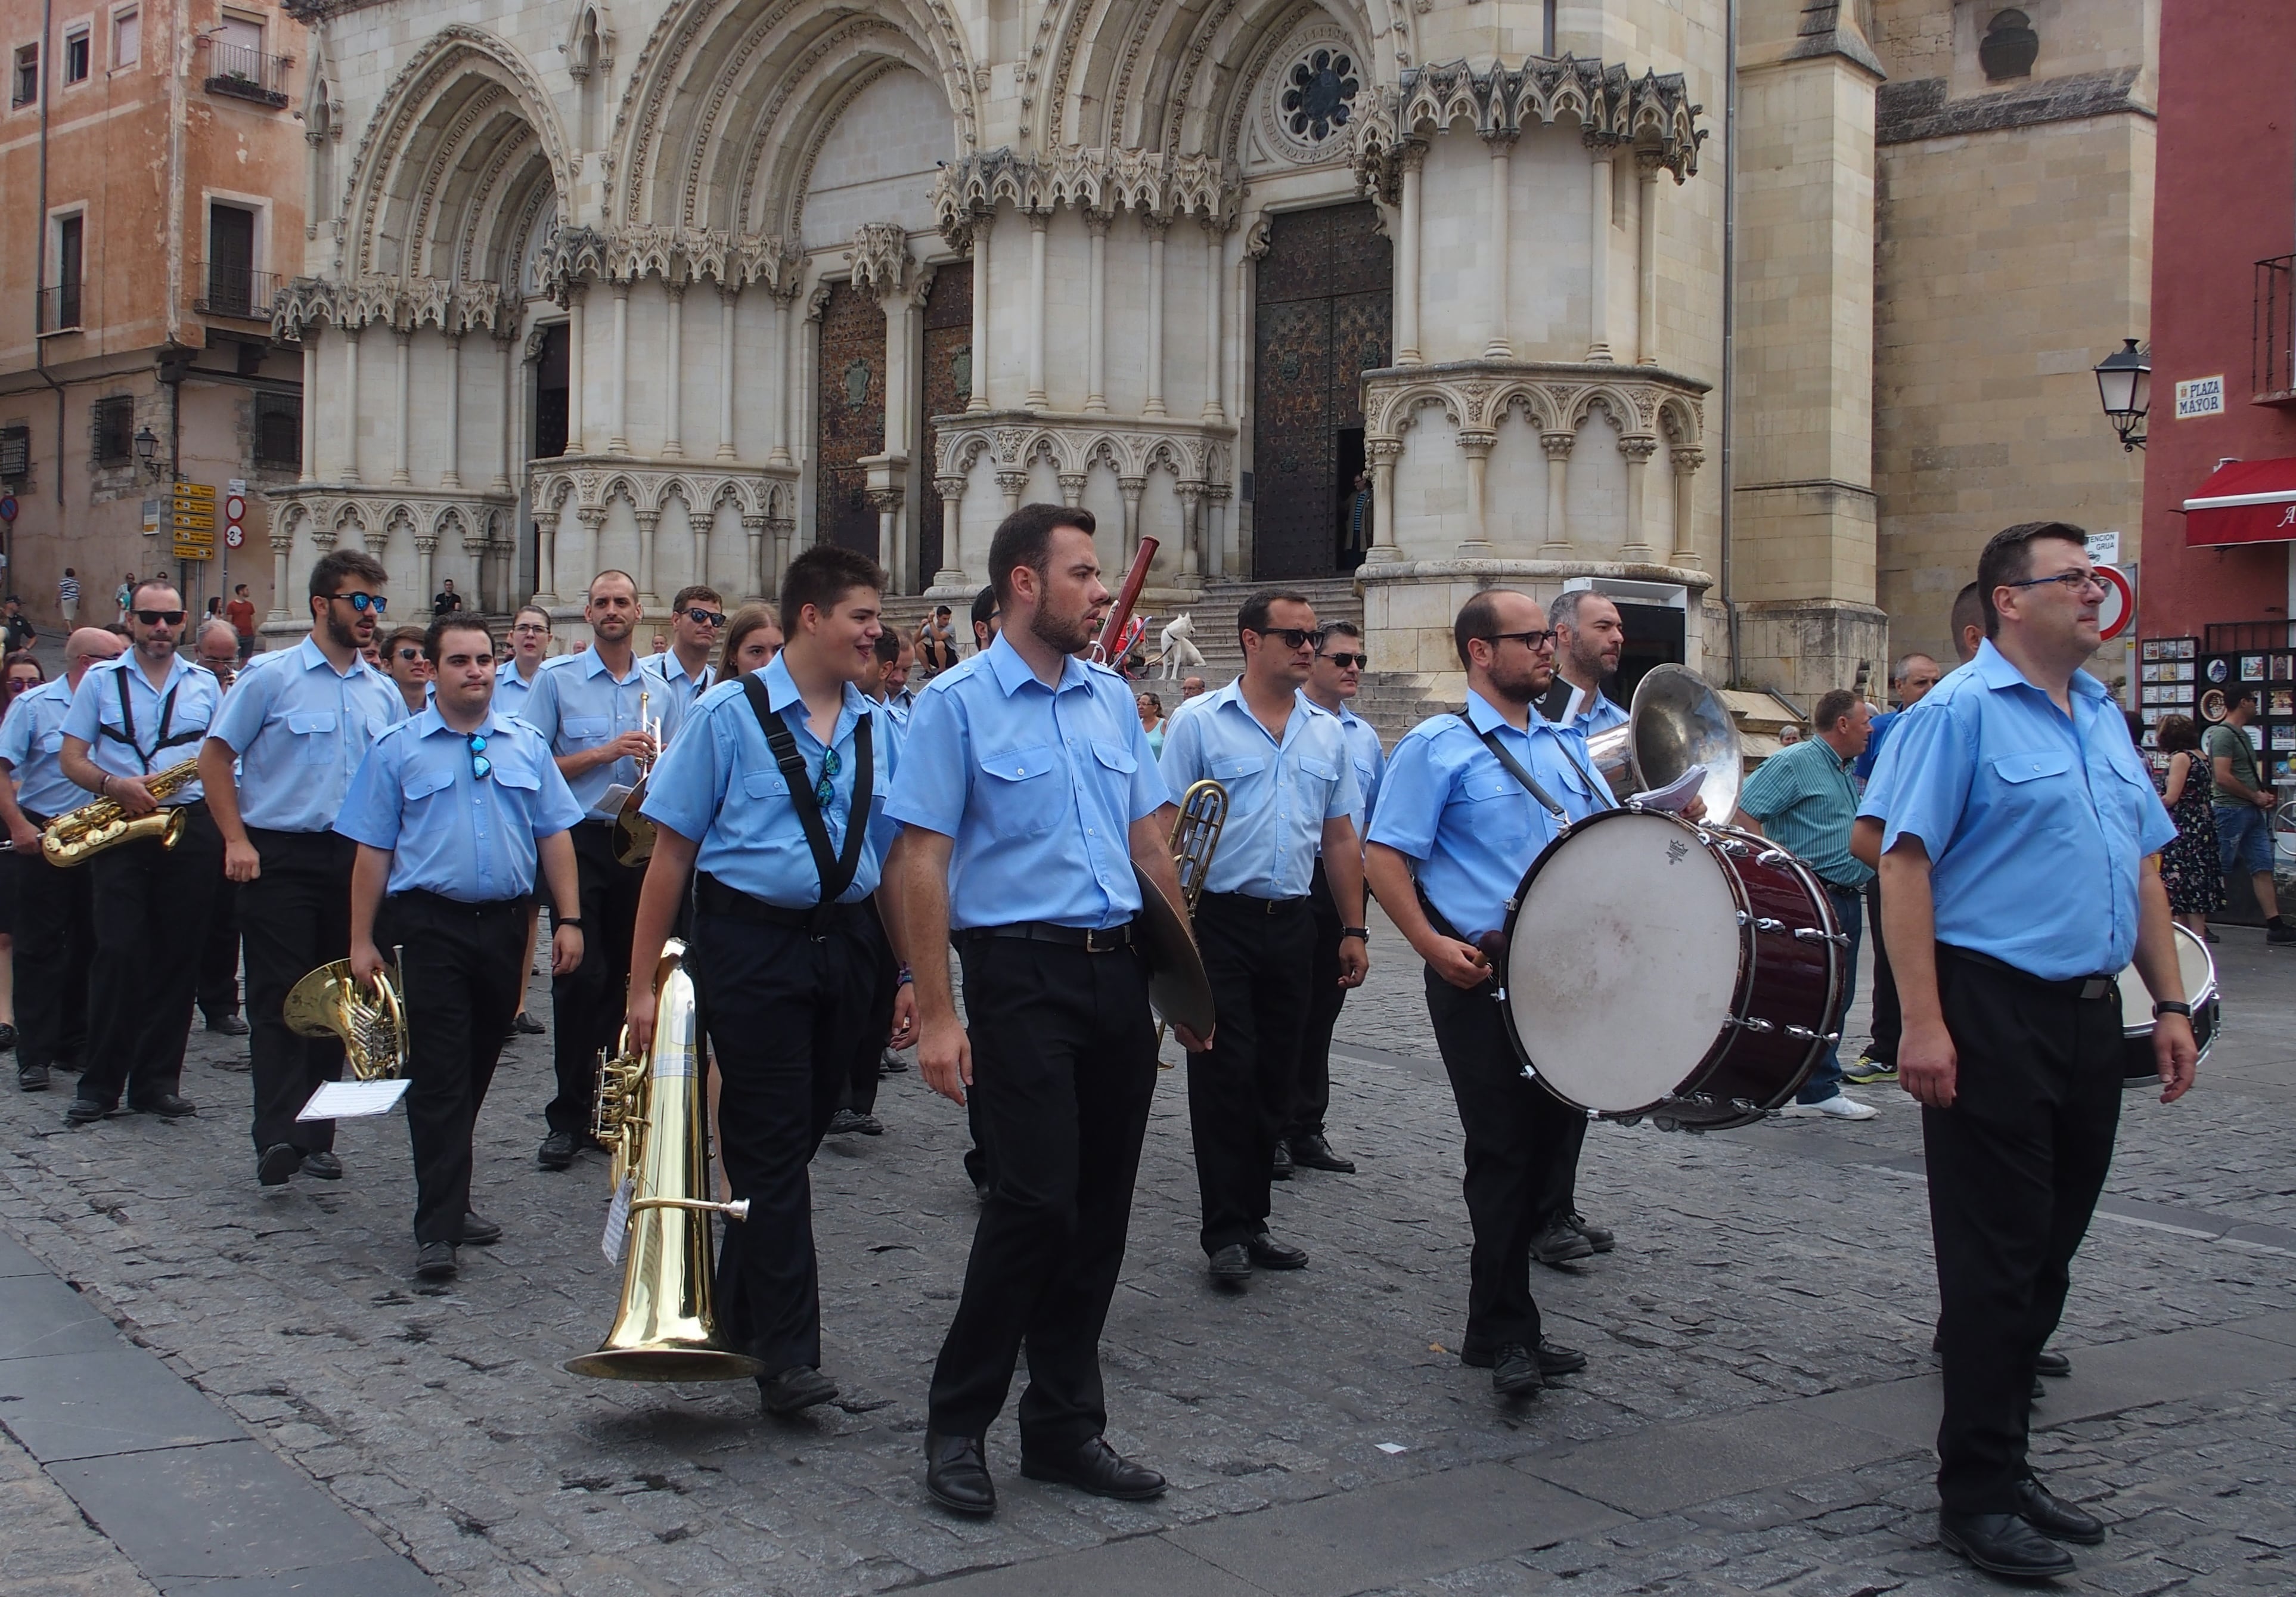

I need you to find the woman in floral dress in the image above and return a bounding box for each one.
[2156,714,2225,939]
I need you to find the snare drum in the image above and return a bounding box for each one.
[2117,922,2219,1087]
[1497,808,1851,1130]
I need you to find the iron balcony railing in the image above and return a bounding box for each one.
[36,282,83,334]
[195,263,281,320]
[203,41,293,107]
[2254,255,2296,406]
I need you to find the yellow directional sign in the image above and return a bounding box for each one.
[174,483,216,501]
[173,511,215,530]
[172,535,213,561]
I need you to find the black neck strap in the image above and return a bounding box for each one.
[741,672,872,915]
[1458,714,1568,824]
[103,668,197,765]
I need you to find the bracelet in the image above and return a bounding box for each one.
[896,962,914,985]
[557,915,584,929]
[1340,927,1370,941]
[2153,1000,2191,1019]
[97,774,109,798]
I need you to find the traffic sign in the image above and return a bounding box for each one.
[2097,564,2135,641]
[225,525,245,550]
[173,512,216,530]
[175,482,216,500]
[225,494,246,522]
[0,495,16,524]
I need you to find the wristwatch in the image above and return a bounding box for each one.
[1340,926,1370,941]
[2153,1000,2191,1019]
[557,916,585,930]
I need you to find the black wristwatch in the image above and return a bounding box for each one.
[557,915,584,930]
[2153,1000,2190,1019]
[1340,926,1370,941]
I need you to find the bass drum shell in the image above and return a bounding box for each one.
[1498,808,1848,1130]
[2117,922,2219,1088]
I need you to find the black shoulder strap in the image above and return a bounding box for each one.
[1456,714,1567,824]
[740,672,873,910]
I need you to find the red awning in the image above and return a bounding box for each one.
[2184,458,2296,545]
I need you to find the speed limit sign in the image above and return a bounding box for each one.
[2096,565,2135,641]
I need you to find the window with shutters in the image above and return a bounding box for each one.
[11,44,37,107]
[64,27,89,84]
[111,8,138,68]
[92,396,135,466]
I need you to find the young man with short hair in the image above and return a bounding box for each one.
[641,584,727,743]
[2207,686,2291,943]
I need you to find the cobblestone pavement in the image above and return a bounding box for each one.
[1,913,2291,1595]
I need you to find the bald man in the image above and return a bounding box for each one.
[0,628,125,1090]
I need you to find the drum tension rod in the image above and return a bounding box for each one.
[1793,926,1851,946]
[1729,1016,1777,1033]
[1782,1025,1841,1043]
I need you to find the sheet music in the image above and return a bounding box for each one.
[296,1079,410,1121]
[1628,765,1707,814]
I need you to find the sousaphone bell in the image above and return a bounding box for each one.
[1580,663,1745,821]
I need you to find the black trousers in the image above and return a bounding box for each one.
[241,830,356,1155]
[1925,949,2122,1514]
[1286,860,1349,1142]
[696,907,878,1373]
[13,823,94,1074]
[199,878,241,1022]
[1425,966,1587,1357]
[546,821,644,1136]
[929,935,1159,1452]
[1186,891,1315,1254]
[380,891,526,1245]
[837,898,898,1118]
[1865,877,1900,1065]
[78,804,222,1111]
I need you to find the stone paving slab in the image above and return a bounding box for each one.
[0,1425,162,1597]
[0,1345,249,1463]
[1513,1403,1897,1518]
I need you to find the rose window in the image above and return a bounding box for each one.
[1281,49,1358,144]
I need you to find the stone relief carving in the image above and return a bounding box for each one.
[930,147,1242,246]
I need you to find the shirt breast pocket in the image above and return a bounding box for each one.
[1462,770,1530,845]
[1989,750,2075,821]
[492,758,541,795]
[562,715,610,748]
[741,770,792,801]
[402,765,455,808]
[1295,753,1338,810]
[978,743,1063,839]
[38,731,63,755]
[287,711,338,763]
[1209,751,1268,810]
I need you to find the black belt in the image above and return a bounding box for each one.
[1198,889,1311,914]
[390,888,525,917]
[1816,876,1868,895]
[694,872,865,936]
[1938,943,2116,1001]
[958,918,1137,953]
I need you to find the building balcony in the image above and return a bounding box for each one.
[195,263,282,321]
[35,283,82,336]
[203,42,292,108]
[2254,255,2296,407]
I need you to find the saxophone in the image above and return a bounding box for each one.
[42,756,204,866]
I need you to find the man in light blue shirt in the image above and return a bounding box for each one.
[623,545,903,1419]
[1863,522,2193,1580]
[1159,590,1365,1282]
[1364,588,1603,1401]
[338,616,584,1280]
[886,504,1197,1518]
[200,550,404,1187]
[1541,590,1631,749]
[520,570,660,1171]
[0,628,122,1091]
[57,581,225,1126]
[637,582,724,748]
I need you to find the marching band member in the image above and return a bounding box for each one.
[1540,590,1629,740]
[639,584,725,745]
[193,622,250,1041]
[888,504,1202,1517]
[380,626,432,716]
[496,603,553,1038]
[337,616,585,1280]
[1284,620,1384,1176]
[623,544,904,1415]
[718,605,783,678]
[1363,590,1603,1398]
[57,581,225,1125]
[1157,590,1365,1283]
[828,626,911,1139]
[523,571,657,1171]
[201,552,405,1187]
[0,628,123,1091]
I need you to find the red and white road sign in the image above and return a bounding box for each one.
[225,525,245,550]
[2096,564,2135,641]
[224,493,246,522]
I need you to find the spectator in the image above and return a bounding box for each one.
[432,578,464,616]
[4,649,44,703]
[57,568,80,627]
[1181,674,1207,703]
[1734,687,1879,1120]
[2206,686,2291,943]
[115,572,136,625]
[205,596,225,626]
[717,604,783,678]
[916,604,958,673]
[969,584,999,655]
[381,624,432,715]
[224,583,257,660]
[1854,653,1940,785]
[0,599,33,654]
[1137,691,1166,758]
[1777,722,1802,745]
[2156,714,2224,942]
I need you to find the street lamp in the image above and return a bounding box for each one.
[2093,337,2150,452]
[134,424,158,478]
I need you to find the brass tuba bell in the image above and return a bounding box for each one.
[1580,663,1746,822]
[565,939,761,1382]
[283,959,409,1080]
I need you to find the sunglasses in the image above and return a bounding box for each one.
[816,746,840,812]
[684,608,727,628]
[1320,652,1368,670]
[134,609,187,627]
[467,731,491,782]
[332,591,389,615]
[1250,627,1318,650]
[395,647,425,662]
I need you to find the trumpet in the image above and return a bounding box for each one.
[612,687,663,867]
[42,756,204,866]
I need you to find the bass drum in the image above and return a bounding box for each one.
[2117,922,2220,1088]
[1498,808,1850,1130]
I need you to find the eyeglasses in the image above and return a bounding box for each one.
[510,622,550,636]
[395,647,424,662]
[2002,570,2111,597]
[1484,629,1557,652]
[134,609,187,627]
[1319,652,1368,670]
[816,746,840,811]
[684,608,727,628]
[1249,627,1318,650]
[467,731,491,782]
[331,591,389,615]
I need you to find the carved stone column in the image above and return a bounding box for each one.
[769,516,795,598]
[535,508,559,603]
[440,333,463,488]
[268,532,293,621]
[1540,430,1575,556]
[391,328,412,485]
[1201,219,1226,423]
[609,282,631,453]
[1366,441,1400,562]
[868,487,904,582]
[933,475,966,589]
[298,338,319,485]
[997,471,1026,516]
[1143,216,1169,417]
[768,284,795,467]
[342,326,362,483]
[1026,212,1049,411]
[1057,472,1087,508]
[1588,155,1615,362]
[492,334,516,494]
[1084,210,1110,414]
[1621,436,1657,559]
[1119,476,1146,563]
[1396,143,1426,365]
[689,501,709,594]
[662,283,685,457]
[1457,430,1495,556]
[967,211,992,413]
[1670,446,1704,567]
[741,513,767,601]
[1177,482,1203,576]
[1636,154,1662,367]
[572,504,604,594]
[635,509,660,606]
[1484,133,1516,361]
[564,291,586,454]
[725,285,746,462]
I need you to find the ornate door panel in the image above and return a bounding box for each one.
[1252,203,1391,579]
[815,280,885,557]
[918,262,973,587]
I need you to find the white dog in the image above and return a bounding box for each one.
[1158,613,1204,680]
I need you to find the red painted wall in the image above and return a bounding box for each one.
[2142,0,2296,639]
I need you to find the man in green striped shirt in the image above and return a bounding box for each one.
[1735,688,1878,1118]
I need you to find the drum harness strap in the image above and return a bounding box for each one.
[739,672,873,936]
[102,668,203,771]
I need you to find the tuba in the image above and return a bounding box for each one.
[283,957,410,1080]
[1581,663,1745,823]
[565,939,761,1382]
[42,756,204,866]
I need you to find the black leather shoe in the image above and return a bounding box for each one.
[1271,1140,1295,1180]
[880,1049,908,1074]
[206,1014,250,1037]
[1246,1232,1308,1270]
[826,1109,871,1136]
[924,1431,995,1516]
[17,1064,49,1092]
[537,1131,576,1171]
[1461,1339,1585,1377]
[1288,1134,1355,1173]
[759,1366,838,1416]
[1020,1436,1166,1501]
[2036,1348,2071,1378]
[1567,1211,1616,1252]
[131,1093,197,1118]
[2033,1376,2046,1400]
[2013,1478,2105,1546]
[1938,1511,2076,1578]
[302,1151,343,1181]
[460,1212,502,1245]
[512,1011,546,1035]
[1208,1243,1253,1282]
[257,1143,303,1186]
[414,1242,458,1281]
[64,1097,107,1124]
[1529,1216,1595,1266]
[1490,1344,1546,1397]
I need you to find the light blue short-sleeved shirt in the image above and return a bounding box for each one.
[334,708,585,902]
[520,649,654,821]
[0,678,86,820]
[492,658,546,725]
[62,653,222,804]
[640,656,897,906]
[638,649,715,749]
[204,637,406,833]
[1366,690,1607,939]
[884,634,1169,931]
[1319,694,1388,839]
[1158,680,1357,899]
[1860,639,2176,981]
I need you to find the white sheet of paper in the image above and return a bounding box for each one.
[599,783,635,814]
[297,1078,410,1121]
[1628,764,1707,814]
[601,1176,634,1266]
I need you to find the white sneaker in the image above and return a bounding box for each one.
[1785,1093,1880,1121]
